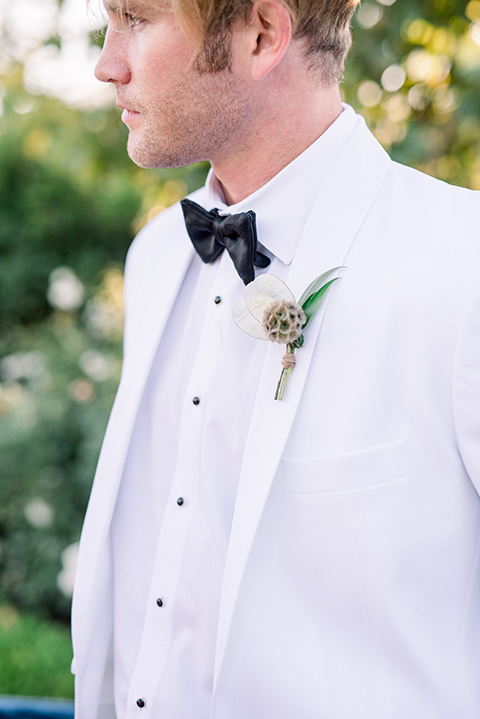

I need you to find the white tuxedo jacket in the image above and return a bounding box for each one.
[72,114,480,718]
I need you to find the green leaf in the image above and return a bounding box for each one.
[302,278,341,326]
[298,266,345,307]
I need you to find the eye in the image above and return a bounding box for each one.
[123,12,145,29]
[103,4,147,32]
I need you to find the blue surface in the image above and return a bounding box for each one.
[0,697,74,718]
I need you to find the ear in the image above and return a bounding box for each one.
[247,0,292,80]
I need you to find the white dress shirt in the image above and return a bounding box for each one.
[111,105,357,719]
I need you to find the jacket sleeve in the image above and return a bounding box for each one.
[452,278,480,496]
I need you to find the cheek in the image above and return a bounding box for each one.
[136,30,193,85]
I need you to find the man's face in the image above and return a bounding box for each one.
[96,1,255,168]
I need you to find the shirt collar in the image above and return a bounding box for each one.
[202,104,358,266]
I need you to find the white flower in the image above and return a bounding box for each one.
[0,351,47,382]
[57,543,79,598]
[24,498,54,529]
[47,266,85,311]
[232,274,300,341]
[79,349,113,382]
[233,269,343,400]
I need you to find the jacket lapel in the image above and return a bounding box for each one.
[73,202,196,631]
[214,117,391,680]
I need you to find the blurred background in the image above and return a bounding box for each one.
[0,0,479,702]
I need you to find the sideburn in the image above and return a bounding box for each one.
[193,26,233,74]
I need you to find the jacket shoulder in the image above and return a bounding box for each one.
[387,160,480,213]
[124,185,206,284]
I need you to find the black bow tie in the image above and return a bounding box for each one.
[180,198,270,285]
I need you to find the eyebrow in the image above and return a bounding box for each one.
[103,1,150,13]
[103,0,171,19]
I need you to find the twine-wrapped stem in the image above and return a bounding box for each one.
[274,335,304,401]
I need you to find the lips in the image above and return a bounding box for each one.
[117,101,140,114]
[117,101,136,111]
[117,103,141,125]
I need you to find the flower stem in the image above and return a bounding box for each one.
[274,344,295,401]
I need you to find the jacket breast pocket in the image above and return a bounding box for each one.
[282,438,411,494]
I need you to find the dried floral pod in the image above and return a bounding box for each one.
[262,299,306,344]
[233,270,343,400]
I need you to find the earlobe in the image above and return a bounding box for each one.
[249,0,292,80]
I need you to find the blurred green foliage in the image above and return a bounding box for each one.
[0,0,479,634]
[0,68,207,622]
[0,604,73,697]
[345,0,480,187]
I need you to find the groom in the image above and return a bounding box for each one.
[72,0,480,717]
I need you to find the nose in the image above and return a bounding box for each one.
[94,27,131,85]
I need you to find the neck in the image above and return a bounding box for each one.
[211,84,343,205]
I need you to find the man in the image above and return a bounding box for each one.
[72,0,480,717]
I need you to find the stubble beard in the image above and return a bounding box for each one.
[125,71,254,170]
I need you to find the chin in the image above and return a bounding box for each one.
[126,126,212,169]
[127,137,183,169]
[129,143,204,170]
[127,152,159,169]
[126,139,159,168]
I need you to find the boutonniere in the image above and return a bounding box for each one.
[233,268,343,400]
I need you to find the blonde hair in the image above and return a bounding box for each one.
[174,0,360,81]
